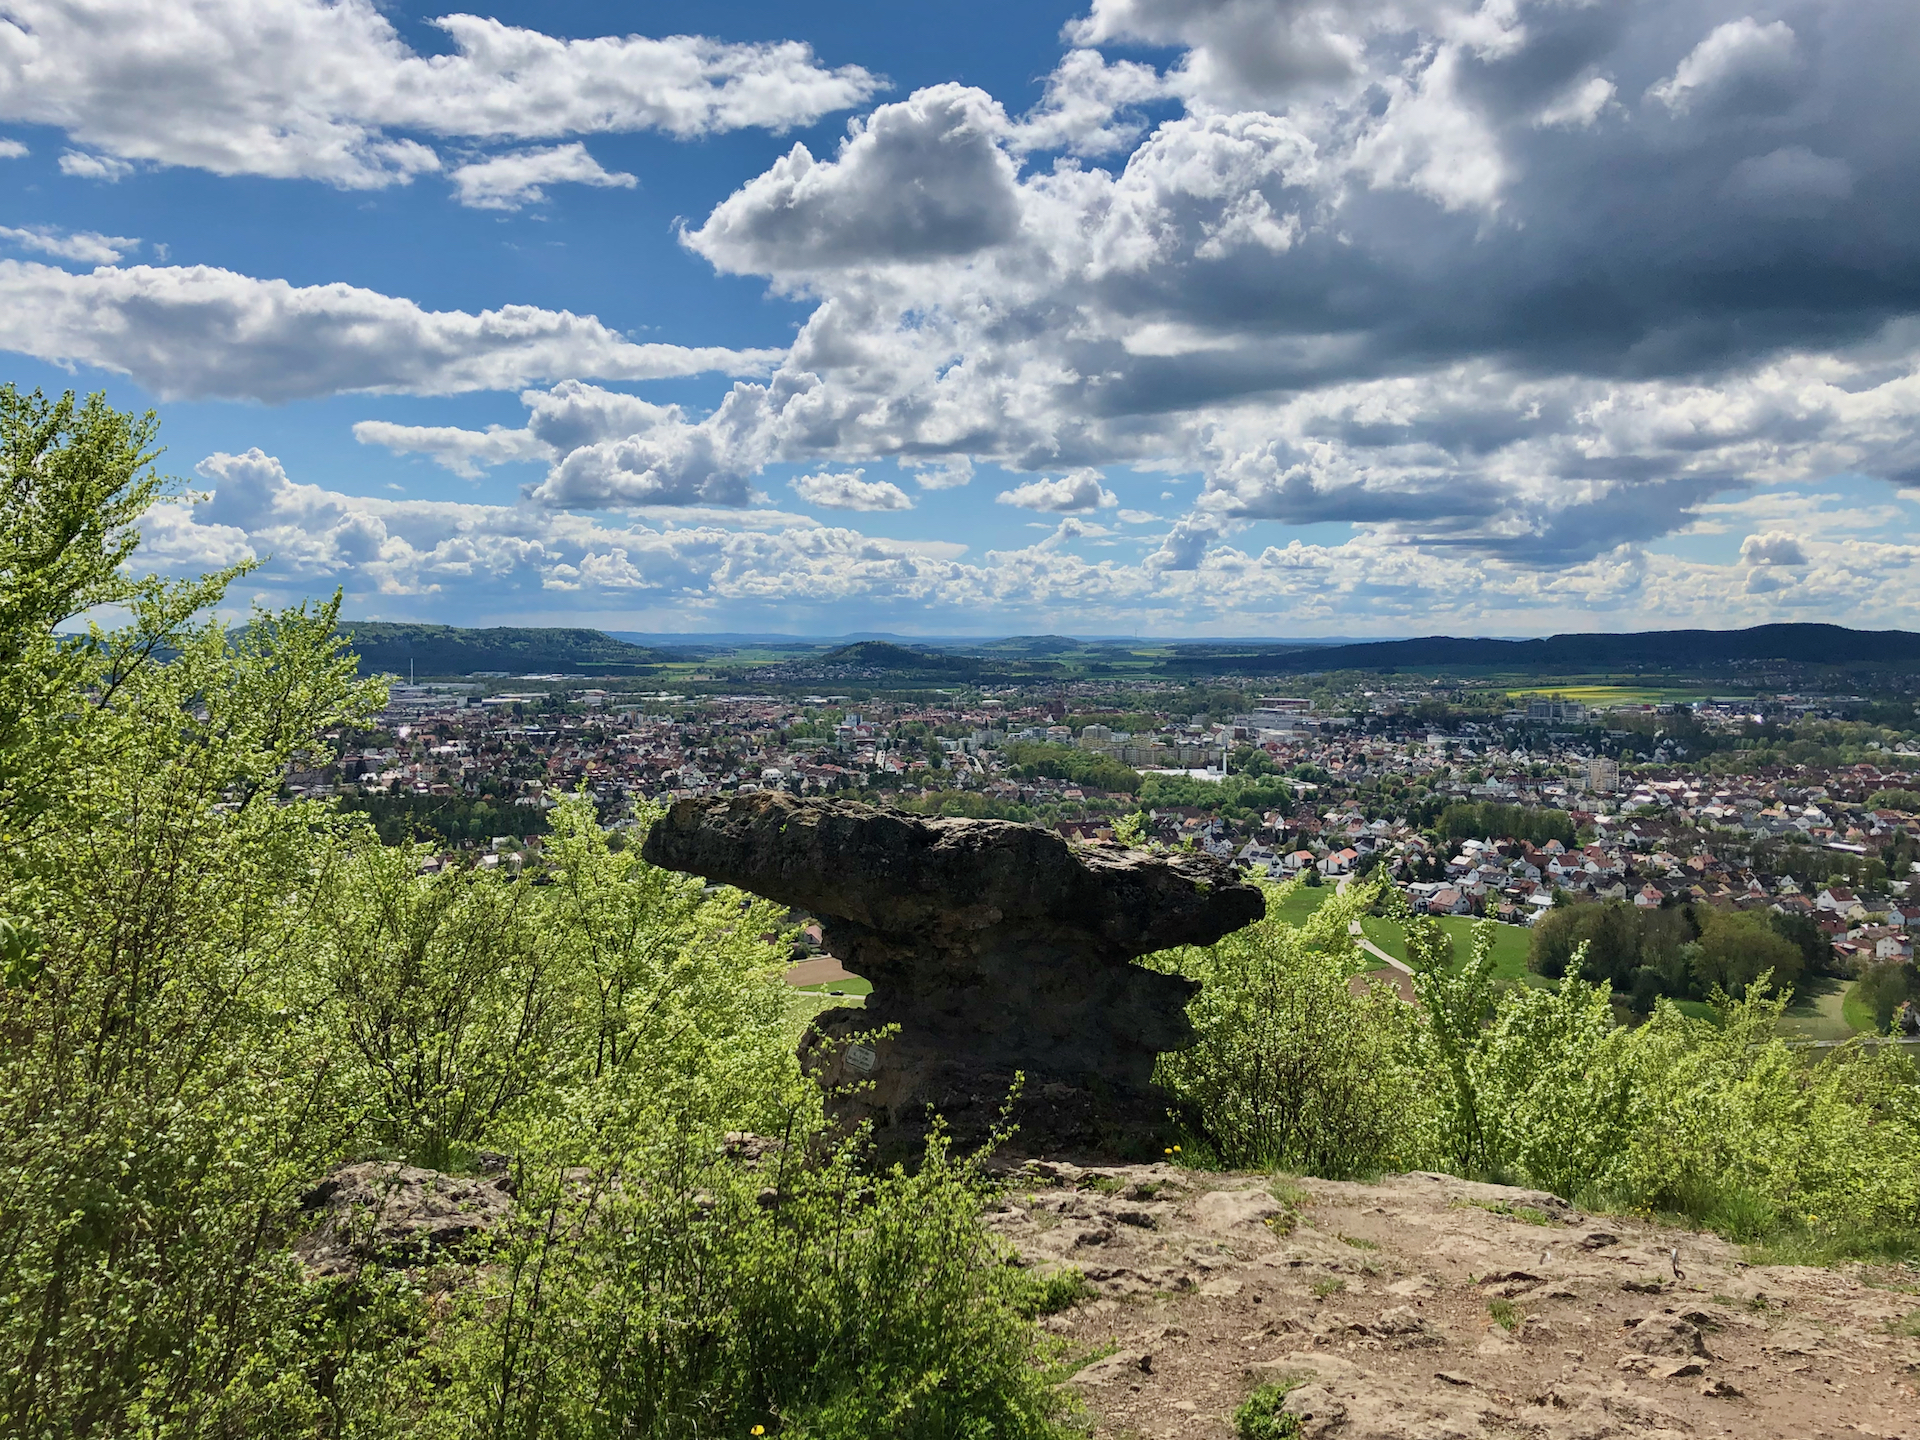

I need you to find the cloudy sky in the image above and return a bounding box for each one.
[4,0,1919,637]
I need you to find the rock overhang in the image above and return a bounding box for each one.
[641,791,1266,1158]
[640,791,1264,959]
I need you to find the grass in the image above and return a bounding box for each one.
[1268,1177,1311,1209]
[1742,1222,1920,1269]
[1487,1299,1524,1332]
[780,989,865,1041]
[1842,979,1879,1034]
[1011,1268,1094,1318]
[1357,914,1546,988]
[1309,1277,1345,1300]
[1337,1233,1380,1250]
[1669,998,1722,1025]
[1778,975,1866,1042]
[1234,1376,1307,1439]
[1888,1311,1920,1339]
[791,976,874,995]
[1453,1197,1559,1226]
[1271,883,1334,926]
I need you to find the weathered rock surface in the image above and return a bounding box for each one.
[288,1150,1920,1438]
[296,1161,513,1276]
[996,1164,1920,1440]
[641,792,1263,1156]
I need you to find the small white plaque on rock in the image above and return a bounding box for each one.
[845,1043,878,1075]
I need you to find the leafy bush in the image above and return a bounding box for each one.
[424,1124,1065,1440]
[0,390,1071,1440]
[1421,933,1634,1198]
[1163,885,1920,1243]
[1233,1377,1305,1438]
[1418,925,1920,1233]
[1146,878,1431,1175]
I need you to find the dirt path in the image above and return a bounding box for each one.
[990,1162,1920,1439]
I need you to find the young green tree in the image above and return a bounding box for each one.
[0,391,1077,1439]
[0,388,387,1433]
[1691,907,1805,999]
[1147,877,1430,1175]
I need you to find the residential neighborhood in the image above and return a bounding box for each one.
[300,673,1918,997]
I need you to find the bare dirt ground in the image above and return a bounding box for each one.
[987,1162,1920,1439]
[782,956,856,987]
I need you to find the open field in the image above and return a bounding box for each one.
[1505,683,1712,706]
[1778,975,1863,1042]
[1356,913,1545,987]
[792,975,873,995]
[1842,979,1878,1034]
[1270,881,1335,926]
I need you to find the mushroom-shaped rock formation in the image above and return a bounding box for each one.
[641,792,1264,1158]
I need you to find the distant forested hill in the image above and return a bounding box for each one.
[819,641,986,674]
[337,623,661,677]
[1165,624,1920,676]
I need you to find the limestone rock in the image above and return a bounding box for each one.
[641,793,1263,1156]
[1070,1348,1153,1386]
[296,1161,512,1275]
[1625,1312,1713,1359]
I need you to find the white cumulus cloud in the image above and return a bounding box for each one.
[127,447,1920,636]
[997,471,1118,513]
[0,261,782,401]
[351,420,548,480]
[1647,18,1801,115]
[1741,532,1810,567]
[57,149,131,180]
[0,224,137,263]
[790,470,914,511]
[448,143,637,211]
[0,0,880,190]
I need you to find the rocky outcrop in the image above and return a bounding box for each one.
[295,1162,514,1276]
[998,1164,1920,1439]
[641,793,1263,1157]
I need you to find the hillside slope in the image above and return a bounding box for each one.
[337,622,660,677]
[1165,623,1920,676]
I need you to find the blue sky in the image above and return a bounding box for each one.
[3,0,1919,637]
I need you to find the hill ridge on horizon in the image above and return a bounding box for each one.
[330,619,1920,680]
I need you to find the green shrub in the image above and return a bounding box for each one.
[0,390,1072,1440]
[424,1123,1065,1440]
[1164,887,1920,1245]
[1012,1268,1095,1318]
[1233,1377,1306,1439]
[1146,877,1431,1175]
